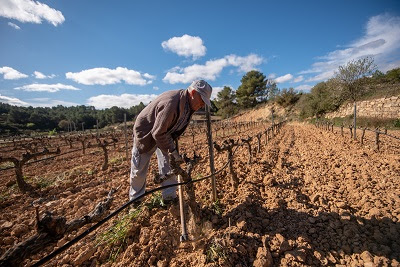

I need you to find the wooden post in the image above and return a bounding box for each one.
[353,102,357,140]
[178,174,188,242]
[205,105,217,202]
[375,129,380,151]
[271,109,274,138]
[124,113,128,161]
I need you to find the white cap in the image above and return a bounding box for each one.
[188,80,212,106]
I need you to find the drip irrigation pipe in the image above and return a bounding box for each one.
[32,145,241,267]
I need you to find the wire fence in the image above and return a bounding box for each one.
[315,120,400,151]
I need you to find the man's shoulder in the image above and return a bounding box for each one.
[159,89,184,98]
[156,89,186,103]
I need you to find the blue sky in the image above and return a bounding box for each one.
[0,0,399,109]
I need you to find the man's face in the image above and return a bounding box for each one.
[189,90,205,111]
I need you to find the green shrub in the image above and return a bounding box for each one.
[48,128,57,136]
[330,116,400,129]
[276,88,301,108]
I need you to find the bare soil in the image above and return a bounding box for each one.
[0,122,399,266]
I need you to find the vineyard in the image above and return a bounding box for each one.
[0,120,399,266]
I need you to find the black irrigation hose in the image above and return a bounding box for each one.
[32,144,243,267]
[31,122,285,265]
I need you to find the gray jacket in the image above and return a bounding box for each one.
[133,89,193,154]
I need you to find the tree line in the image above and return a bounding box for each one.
[213,70,279,119]
[1,57,399,135]
[213,57,400,120]
[297,59,400,119]
[0,102,145,135]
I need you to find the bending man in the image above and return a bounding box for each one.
[130,80,212,202]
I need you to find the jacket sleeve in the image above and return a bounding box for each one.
[151,101,177,153]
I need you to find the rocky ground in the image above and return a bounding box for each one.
[0,122,399,266]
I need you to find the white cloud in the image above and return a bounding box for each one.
[33,71,55,79]
[87,93,158,109]
[15,83,80,92]
[275,74,293,83]
[295,84,312,91]
[0,94,28,106]
[268,73,276,79]
[163,54,263,84]
[164,58,226,84]
[153,86,159,90]
[292,75,304,83]
[7,21,20,29]
[306,70,336,82]
[143,73,156,80]
[303,13,400,82]
[0,0,65,26]
[225,54,263,72]
[0,66,28,79]
[26,98,79,107]
[211,86,224,100]
[161,34,206,59]
[66,67,155,85]
[34,71,46,79]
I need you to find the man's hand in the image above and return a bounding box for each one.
[170,149,184,164]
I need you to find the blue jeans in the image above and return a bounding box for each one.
[129,140,177,201]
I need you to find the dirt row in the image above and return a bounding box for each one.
[0,122,399,266]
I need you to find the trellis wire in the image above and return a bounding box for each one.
[315,120,400,150]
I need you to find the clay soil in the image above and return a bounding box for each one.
[0,122,399,266]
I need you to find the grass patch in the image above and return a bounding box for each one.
[193,173,203,180]
[211,199,224,216]
[2,183,19,198]
[110,156,125,165]
[96,192,166,262]
[330,116,400,129]
[35,177,54,188]
[97,207,142,262]
[0,191,10,202]
[145,191,166,210]
[0,161,14,170]
[24,175,54,189]
[358,83,400,101]
[63,166,85,180]
[206,238,227,264]
[394,119,400,128]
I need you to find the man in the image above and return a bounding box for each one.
[130,80,212,202]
